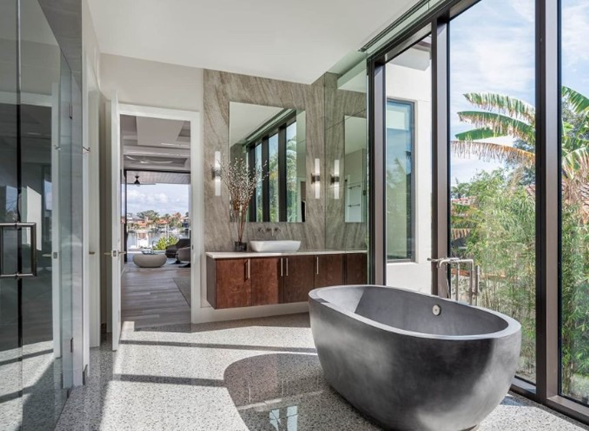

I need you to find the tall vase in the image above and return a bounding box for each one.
[231,207,247,252]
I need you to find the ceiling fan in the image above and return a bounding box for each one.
[125,155,174,165]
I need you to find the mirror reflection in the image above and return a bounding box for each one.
[229,102,306,223]
[343,116,367,223]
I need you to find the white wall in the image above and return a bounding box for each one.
[385,48,432,293]
[99,54,204,112]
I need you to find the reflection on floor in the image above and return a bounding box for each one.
[122,259,191,328]
[55,314,589,431]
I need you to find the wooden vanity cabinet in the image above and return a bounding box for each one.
[282,255,315,303]
[207,252,368,309]
[314,254,344,288]
[207,258,251,309]
[345,253,368,284]
[251,257,281,306]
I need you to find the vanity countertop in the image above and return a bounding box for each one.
[206,249,367,259]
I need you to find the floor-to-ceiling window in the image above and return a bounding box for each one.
[560,0,589,405]
[449,0,537,382]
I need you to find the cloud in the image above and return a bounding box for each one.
[562,1,589,69]
[126,184,189,215]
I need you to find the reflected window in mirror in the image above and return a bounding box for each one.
[386,99,414,261]
[229,102,306,223]
[344,116,368,223]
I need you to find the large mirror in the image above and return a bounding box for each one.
[229,102,306,222]
[343,116,367,223]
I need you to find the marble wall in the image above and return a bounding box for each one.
[203,69,368,252]
[203,70,325,251]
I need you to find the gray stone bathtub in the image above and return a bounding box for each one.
[309,285,521,431]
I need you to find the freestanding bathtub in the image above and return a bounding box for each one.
[309,285,521,431]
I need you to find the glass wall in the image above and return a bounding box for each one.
[560,0,589,405]
[0,0,80,429]
[449,0,536,382]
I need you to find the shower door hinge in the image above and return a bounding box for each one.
[70,337,74,353]
[69,103,73,119]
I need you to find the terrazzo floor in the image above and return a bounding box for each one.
[55,313,589,431]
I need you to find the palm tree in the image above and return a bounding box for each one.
[452,88,589,207]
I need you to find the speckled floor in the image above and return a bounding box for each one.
[54,313,589,431]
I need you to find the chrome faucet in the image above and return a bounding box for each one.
[428,257,479,305]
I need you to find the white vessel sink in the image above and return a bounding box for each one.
[249,240,301,253]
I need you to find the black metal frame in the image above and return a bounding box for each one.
[367,0,589,424]
[246,113,297,223]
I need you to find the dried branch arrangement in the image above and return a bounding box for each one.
[219,156,267,246]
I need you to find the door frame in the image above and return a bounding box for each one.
[111,103,203,328]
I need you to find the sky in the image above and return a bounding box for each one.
[449,0,589,185]
[126,183,189,216]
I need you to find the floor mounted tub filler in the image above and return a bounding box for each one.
[309,285,521,431]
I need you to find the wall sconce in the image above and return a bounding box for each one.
[213,151,221,196]
[311,158,321,199]
[331,159,340,200]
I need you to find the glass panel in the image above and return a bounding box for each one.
[20,0,73,427]
[560,0,589,404]
[386,100,413,260]
[384,34,432,290]
[0,1,22,427]
[449,0,536,382]
[269,133,279,222]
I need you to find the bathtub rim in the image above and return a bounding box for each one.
[309,284,521,341]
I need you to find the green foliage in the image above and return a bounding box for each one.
[152,235,178,251]
[454,87,589,392]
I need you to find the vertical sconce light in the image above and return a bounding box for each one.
[311,158,321,199]
[331,159,340,200]
[213,151,221,196]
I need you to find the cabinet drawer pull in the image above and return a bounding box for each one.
[286,258,289,276]
[247,259,251,280]
[316,256,319,275]
[280,258,284,277]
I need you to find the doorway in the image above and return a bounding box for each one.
[107,104,202,343]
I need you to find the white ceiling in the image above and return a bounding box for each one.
[87,0,419,84]
[121,115,191,171]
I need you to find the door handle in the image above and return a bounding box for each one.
[246,259,251,280]
[280,258,283,277]
[316,256,319,275]
[286,258,289,276]
[0,222,38,279]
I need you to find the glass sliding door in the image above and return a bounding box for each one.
[560,0,589,405]
[449,0,536,381]
[0,0,76,429]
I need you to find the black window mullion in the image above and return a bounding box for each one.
[278,126,287,222]
[248,146,257,222]
[262,137,270,222]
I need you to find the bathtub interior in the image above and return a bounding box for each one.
[316,285,509,337]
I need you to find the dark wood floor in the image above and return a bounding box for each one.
[121,260,191,328]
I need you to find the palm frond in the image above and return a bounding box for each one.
[562,146,589,180]
[455,127,498,141]
[457,111,535,144]
[464,93,536,124]
[451,140,535,167]
[563,86,589,114]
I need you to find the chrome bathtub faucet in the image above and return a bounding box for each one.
[428,257,480,305]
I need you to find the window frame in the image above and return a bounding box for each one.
[385,98,416,263]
